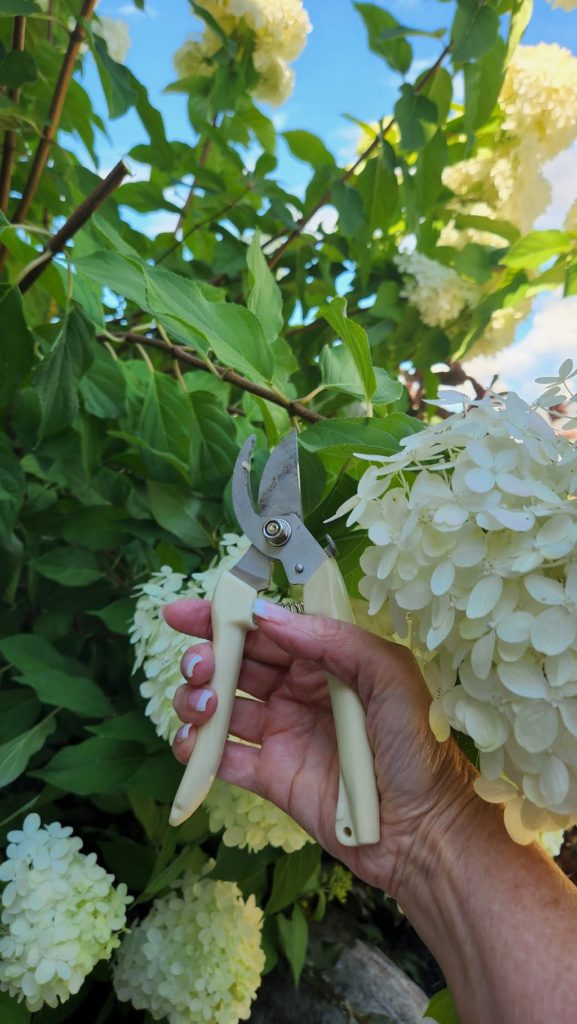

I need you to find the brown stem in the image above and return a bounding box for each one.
[19,160,129,293]
[111,331,326,423]
[266,43,452,270]
[156,186,251,265]
[174,131,214,237]
[0,17,27,214]
[2,0,98,246]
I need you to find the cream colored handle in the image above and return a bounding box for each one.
[304,559,380,847]
[169,570,256,827]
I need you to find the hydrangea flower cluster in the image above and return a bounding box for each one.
[174,0,311,105]
[547,0,577,9]
[338,365,577,845]
[130,535,311,852]
[394,251,480,329]
[444,45,577,238]
[113,866,265,1024]
[205,779,313,852]
[0,814,131,1012]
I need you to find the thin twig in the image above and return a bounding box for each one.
[18,161,129,293]
[108,331,326,423]
[156,186,252,264]
[0,0,98,265]
[0,16,27,213]
[266,43,452,269]
[174,133,214,238]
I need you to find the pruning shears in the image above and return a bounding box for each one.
[169,432,380,847]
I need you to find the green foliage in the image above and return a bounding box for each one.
[0,0,570,1017]
[425,987,462,1023]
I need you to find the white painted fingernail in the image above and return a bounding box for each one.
[252,598,292,623]
[183,653,202,678]
[187,689,213,713]
[176,723,192,742]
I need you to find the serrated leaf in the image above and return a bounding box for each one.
[31,547,102,586]
[283,129,336,168]
[0,0,40,13]
[0,286,35,404]
[501,230,573,270]
[354,3,412,74]
[356,143,398,230]
[319,297,376,403]
[16,667,112,718]
[277,904,308,987]
[425,987,461,1024]
[394,84,438,151]
[34,737,145,794]
[266,844,321,915]
[300,418,401,456]
[247,231,283,344]
[0,50,37,88]
[32,307,95,440]
[147,481,213,548]
[452,0,500,64]
[0,714,56,787]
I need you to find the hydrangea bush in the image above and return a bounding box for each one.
[1,0,577,1019]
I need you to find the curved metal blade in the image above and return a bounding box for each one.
[257,431,302,519]
[231,435,262,539]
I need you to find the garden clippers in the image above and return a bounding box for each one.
[169,432,380,846]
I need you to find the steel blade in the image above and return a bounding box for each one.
[257,431,302,518]
[230,545,271,592]
[231,435,262,539]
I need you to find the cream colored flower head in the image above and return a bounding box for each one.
[0,814,131,1012]
[174,0,311,105]
[113,865,265,1024]
[341,365,577,846]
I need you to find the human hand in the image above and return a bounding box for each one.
[164,598,474,894]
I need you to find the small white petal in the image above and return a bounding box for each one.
[497,661,549,699]
[524,574,565,606]
[474,776,517,803]
[559,700,577,737]
[395,579,431,611]
[496,611,533,644]
[514,702,558,753]
[462,701,508,751]
[471,631,495,679]
[464,467,495,493]
[466,574,503,619]
[503,796,536,845]
[539,757,570,807]
[531,608,577,656]
[430,560,455,596]
[429,700,451,742]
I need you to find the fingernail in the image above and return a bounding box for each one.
[183,652,202,679]
[187,689,213,713]
[252,599,292,623]
[176,723,192,742]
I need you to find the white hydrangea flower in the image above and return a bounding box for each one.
[113,865,265,1024]
[340,373,577,846]
[0,814,131,1013]
[467,299,533,360]
[500,45,577,162]
[394,251,481,328]
[205,779,313,852]
[565,199,577,233]
[547,0,577,9]
[94,17,131,63]
[174,0,311,105]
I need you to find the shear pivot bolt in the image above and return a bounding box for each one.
[263,518,292,546]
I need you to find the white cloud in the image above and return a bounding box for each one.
[536,145,577,230]
[463,293,577,401]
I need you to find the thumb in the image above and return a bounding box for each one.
[252,598,424,707]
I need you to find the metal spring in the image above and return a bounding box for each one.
[282,600,304,615]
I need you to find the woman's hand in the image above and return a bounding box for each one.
[164,598,473,894]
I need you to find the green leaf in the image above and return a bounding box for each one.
[0,714,56,787]
[247,232,283,344]
[127,751,183,802]
[79,345,127,419]
[87,712,162,751]
[501,230,574,270]
[356,144,398,231]
[331,181,365,237]
[0,50,37,87]
[394,84,438,152]
[0,0,40,13]
[137,371,193,483]
[300,418,402,457]
[147,481,213,548]
[0,691,40,744]
[354,3,412,74]
[452,0,500,64]
[139,845,207,903]
[16,667,113,718]
[319,297,376,403]
[0,633,91,678]
[418,65,453,124]
[31,547,102,587]
[34,738,144,794]
[283,130,336,168]
[564,260,577,297]
[425,987,461,1024]
[89,597,135,634]
[0,991,30,1023]
[277,904,309,987]
[464,35,506,134]
[0,440,24,544]
[452,212,519,244]
[266,843,321,915]
[414,130,448,211]
[0,286,35,404]
[32,308,95,440]
[93,36,136,118]
[507,0,533,59]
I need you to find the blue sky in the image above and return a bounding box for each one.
[83,0,577,399]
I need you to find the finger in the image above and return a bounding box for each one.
[179,642,284,701]
[173,683,218,727]
[252,600,425,706]
[229,695,267,746]
[217,738,261,794]
[164,598,292,667]
[172,721,198,765]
